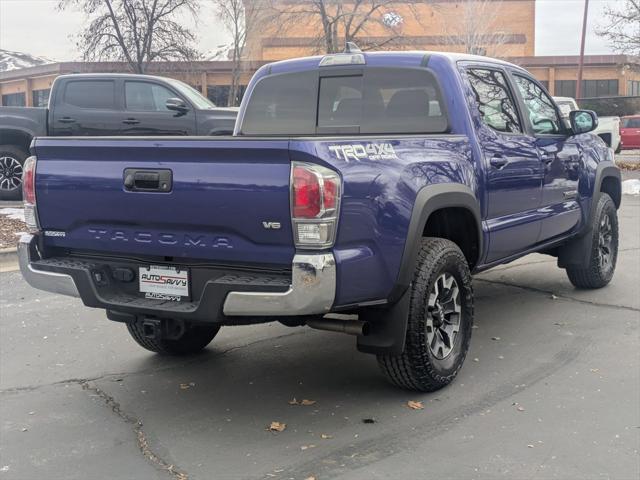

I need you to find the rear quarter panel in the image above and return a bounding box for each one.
[291,135,475,307]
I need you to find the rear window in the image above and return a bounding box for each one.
[622,117,640,128]
[64,80,116,110]
[240,67,448,136]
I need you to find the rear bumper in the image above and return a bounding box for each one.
[18,234,335,320]
[18,235,80,298]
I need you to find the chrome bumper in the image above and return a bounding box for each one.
[223,253,336,316]
[18,234,80,298]
[19,234,335,317]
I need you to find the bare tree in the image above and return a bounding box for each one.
[214,0,274,106]
[596,0,640,55]
[280,0,419,54]
[59,0,200,74]
[440,0,511,56]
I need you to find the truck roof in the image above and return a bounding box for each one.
[53,73,183,82]
[262,50,527,75]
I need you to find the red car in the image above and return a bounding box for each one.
[620,115,640,150]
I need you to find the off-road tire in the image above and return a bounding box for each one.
[377,238,474,392]
[126,322,220,355]
[566,193,618,289]
[0,145,28,201]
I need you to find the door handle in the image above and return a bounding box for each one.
[122,118,140,125]
[123,168,172,192]
[489,157,508,169]
[58,117,76,124]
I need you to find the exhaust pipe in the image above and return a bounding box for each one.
[306,317,370,336]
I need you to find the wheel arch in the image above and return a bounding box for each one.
[391,183,482,301]
[0,129,33,154]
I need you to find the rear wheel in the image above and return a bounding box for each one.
[566,193,618,289]
[126,321,220,355]
[377,238,474,392]
[0,145,28,201]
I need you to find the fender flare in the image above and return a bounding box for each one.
[358,183,481,356]
[591,161,621,210]
[392,183,482,299]
[558,161,621,268]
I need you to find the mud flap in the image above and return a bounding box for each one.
[557,226,594,269]
[357,287,411,356]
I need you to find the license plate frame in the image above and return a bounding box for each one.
[138,265,190,302]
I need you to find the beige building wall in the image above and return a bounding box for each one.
[246,0,536,61]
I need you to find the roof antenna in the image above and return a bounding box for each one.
[344,42,362,54]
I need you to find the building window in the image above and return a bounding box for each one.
[207,85,247,107]
[32,89,50,107]
[1,92,26,106]
[581,80,618,98]
[628,80,640,97]
[555,80,576,98]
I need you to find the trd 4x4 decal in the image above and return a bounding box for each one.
[328,143,398,162]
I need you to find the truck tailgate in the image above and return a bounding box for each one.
[33,138,294,268]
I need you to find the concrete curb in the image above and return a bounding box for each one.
[0,247,18,264]
[0,201,24,209]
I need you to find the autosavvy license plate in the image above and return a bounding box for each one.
[139,265,189,301]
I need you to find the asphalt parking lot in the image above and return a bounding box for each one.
[1,196,638,480]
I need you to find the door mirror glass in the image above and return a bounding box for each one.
[570,110,598,135]
[165,97,189,113]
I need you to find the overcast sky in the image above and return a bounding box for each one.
[0,0,623,61]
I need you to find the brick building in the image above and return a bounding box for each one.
[1,0,639,107]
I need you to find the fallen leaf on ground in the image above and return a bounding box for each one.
[288,398,299,405]
[179,382,195,390]
[527,444,534,448]
[301,399,316,406]
[300,444,316,450]
[590,368,600,373]
[491,336,501,341]
[407,400,424,410]
[305,476,317,480]
[268,421,286,432]
[362,418,376,424]
[551,294,558,299]
[321,434,333,439]
[473,358,479,362]
[517,406,525,412]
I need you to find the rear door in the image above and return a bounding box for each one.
[122,80,196,136]
[33,138,294,268]
[50,79,122,136]
[510,72,581,242]
[464,66,543,262]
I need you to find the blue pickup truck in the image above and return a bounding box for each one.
[18,51,621,392]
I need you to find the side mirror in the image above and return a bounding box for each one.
[165,97,189,114]
[570,110,598,135]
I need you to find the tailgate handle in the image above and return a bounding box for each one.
[123,169,172,192]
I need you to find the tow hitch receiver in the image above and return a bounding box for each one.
[140,318,185,341]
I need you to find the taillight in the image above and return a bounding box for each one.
[22,156,39,230]
[291,162,341,248]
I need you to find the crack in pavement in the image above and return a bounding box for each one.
[475,278,640,313]
[80,381,189,480]
[0,329,307,394]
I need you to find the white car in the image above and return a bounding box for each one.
[554,96,621,153]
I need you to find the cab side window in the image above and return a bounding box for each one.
[467,68,522,134]
[514,75,562,135]
[125,81,176,112]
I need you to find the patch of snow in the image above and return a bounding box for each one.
[622,179,640,196]
[0,208,25,222]
[204,44,232,61]
[0,49,54,72]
